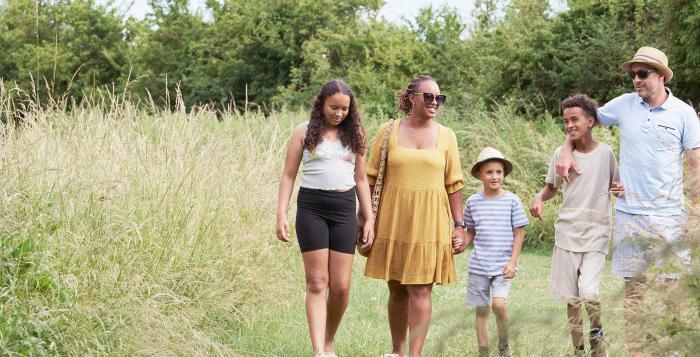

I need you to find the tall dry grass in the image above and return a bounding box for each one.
[1,82,697,355]
[0,83,303,355]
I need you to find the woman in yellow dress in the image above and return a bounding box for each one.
[364,75,465,357]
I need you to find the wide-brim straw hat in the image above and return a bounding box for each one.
[620,46,673,83]
[470,147,513,179]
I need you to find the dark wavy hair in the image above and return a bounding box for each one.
[304,79,366,155]
[561,94,599,120]
[392,75,436,119]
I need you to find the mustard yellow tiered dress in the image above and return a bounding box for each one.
[364,119,464,285]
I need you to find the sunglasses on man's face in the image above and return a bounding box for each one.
[627,69,656,80]
[413,92,446,105]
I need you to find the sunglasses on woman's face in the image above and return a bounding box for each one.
[413,92,446,105]
[627,69,656,80]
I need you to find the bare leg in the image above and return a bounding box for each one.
[585,300,602,329]
[302,249,330,354]
[586,300,605,355]
[492,298,509,346]
[475,306,490,348]
[388,280,409,356]
[567,300,584,348]
[324,250,354,353]
[624,277,646,356]
[406,284,433,357]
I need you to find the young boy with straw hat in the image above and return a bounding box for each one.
[462,147,528,357]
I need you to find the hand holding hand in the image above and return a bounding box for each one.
[452,228,465,254]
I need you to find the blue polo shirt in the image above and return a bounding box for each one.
[598,90,700,216]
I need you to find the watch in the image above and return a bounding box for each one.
[454,221,467,228]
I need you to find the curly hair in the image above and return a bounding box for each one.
[561,94,599,120]
[392,75,436,119]
[304,79,366,155]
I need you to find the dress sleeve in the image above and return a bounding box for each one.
[367,122,389,186]
[444,128,465,193]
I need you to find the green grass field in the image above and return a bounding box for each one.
[231,246,627,357]
[1,96,697,355]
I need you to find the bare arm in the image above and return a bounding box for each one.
[503,226,525,278]
[448,189,465,254]
[686,147,700,205]
[355,153,375,249]
[464,228,476,247]
[448,189,464,225]
[555,137,580,183]
[529,183,558,220]
[275,124,305,242]
[684,147,700,242]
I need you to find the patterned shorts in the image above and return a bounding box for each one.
[611,210,689,279]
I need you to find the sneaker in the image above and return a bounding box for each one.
[478,346,491,357]
[497,344,512,357]
[324,353,338,357]
[380,354,399,357]
[589,328,608,357]
[573,345,585,357]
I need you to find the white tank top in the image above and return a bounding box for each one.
[301,139,356,191]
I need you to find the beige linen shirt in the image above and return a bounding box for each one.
[546,142,619,253]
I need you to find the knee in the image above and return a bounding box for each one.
[328,283,350,300]
[407,285,432,301]
[306,275,328,294]
[491,299,507,317]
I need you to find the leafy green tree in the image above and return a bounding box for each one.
[190,0,383,110]
[0,0,129,104]
[123,0,207,108]
[663,0,700,108]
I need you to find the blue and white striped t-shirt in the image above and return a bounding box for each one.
[463,191,529,276]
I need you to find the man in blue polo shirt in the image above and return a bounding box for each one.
[556,46,700,356]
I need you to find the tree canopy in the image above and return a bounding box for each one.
[1,0,698,115]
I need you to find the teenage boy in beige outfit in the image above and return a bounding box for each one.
[556,47,700,356]
[531,94,624,357]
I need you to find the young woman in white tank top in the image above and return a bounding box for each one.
[275,79,374,357]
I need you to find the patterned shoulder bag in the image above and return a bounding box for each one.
[357,120,395,257]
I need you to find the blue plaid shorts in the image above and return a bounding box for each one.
[611,210,689,279]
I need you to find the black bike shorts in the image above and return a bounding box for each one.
[295,186,357,254]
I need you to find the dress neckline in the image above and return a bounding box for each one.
[393,118,441,151]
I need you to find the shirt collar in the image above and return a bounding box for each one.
[637,87,673,110]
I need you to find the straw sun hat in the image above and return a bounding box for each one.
[470,147,513,179]
[620,46,673,83]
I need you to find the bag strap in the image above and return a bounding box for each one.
[371,120,395,218]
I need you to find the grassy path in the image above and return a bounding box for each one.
[230,248,628,356]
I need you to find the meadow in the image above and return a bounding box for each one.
[1,89,697,356]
